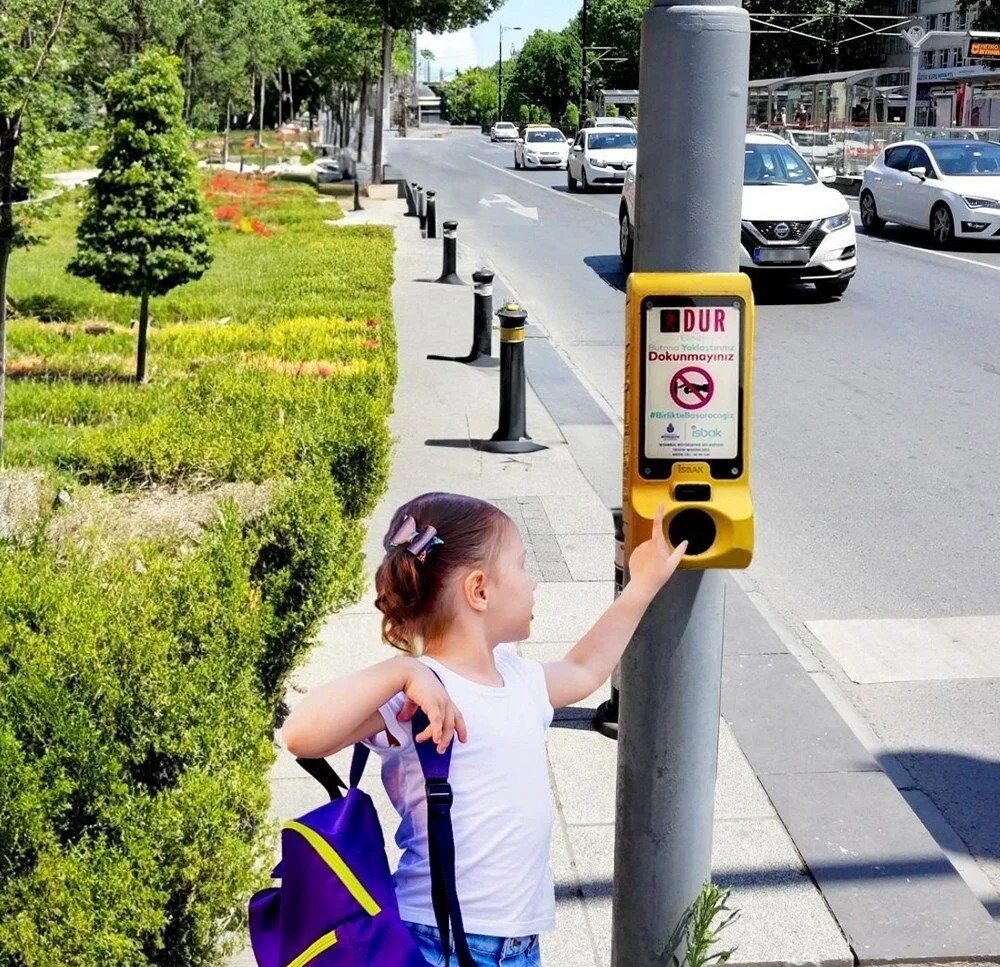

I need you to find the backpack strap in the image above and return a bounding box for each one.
[412,702,474,967]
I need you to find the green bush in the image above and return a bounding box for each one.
[1,170,398,966]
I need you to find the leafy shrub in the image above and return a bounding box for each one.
[0,166,397,966]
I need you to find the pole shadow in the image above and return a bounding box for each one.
[583,254,628,293]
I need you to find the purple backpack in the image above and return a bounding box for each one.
[248,706,474,967]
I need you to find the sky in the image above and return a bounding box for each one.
[416,0,580,78]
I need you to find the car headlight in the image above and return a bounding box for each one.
[589,157,608,168]
[821,211,852,232]
[963,195,1000,210]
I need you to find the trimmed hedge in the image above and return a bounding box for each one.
[0,176,396,966]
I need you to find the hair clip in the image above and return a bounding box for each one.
[388,515,444,563]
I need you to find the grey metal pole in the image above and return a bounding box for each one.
[907,42,921,129]
[612,1,749,965]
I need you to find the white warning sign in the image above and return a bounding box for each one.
[644,305,741,461]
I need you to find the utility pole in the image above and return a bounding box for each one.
[498,24,522,122]
[833,0,841,71]
[612,0,750,964]
[580,0,589,121]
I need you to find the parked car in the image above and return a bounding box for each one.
[490,121,519,142]
[514,126,570,169]
[829,130,878,170]
[785,129,832,167]
[581,116,635,130]
[619,133,857,298]
[860,138,1000,247]
[567,127,637,192]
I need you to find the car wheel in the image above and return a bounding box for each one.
[619,208,634,270]
[859,190,884,234]
[930,203,954,248]
[815,278,850,299]
[581,170,591,192]
[514,153,521,169]
[567,167,578,191]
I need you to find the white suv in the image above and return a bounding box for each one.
[567,127,637,192]
[619,132,857,298]
[514,126,570,169]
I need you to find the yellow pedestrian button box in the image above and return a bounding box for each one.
[623,273,755,569]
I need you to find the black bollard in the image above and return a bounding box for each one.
[434,220,465,285]
[427,267,498,366]
[417,187,427,234]
[593,506,625,739]
[477,303,546,454]
[425,191,438,239]
[404,181,418,217]
[352,179,363,212]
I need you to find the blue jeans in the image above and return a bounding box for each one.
[404,921,542,967]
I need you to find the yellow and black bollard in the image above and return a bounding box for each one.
[478,303,546,454]
[434,220,465,285]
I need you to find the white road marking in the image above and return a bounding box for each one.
[479,193,539,221]
[468,155,618,219]
[806,615,1000,683]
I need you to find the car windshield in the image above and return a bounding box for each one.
[744,143,817,185]
[497,123,516,130]
[789,132,831,147]
[587,131,637,150]
[527,131,565,143]
[928,141,1000,175]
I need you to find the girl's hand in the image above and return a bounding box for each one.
[627,504,688,600]
[397,661,468,754]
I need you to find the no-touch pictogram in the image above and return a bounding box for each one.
[669,366,714,410]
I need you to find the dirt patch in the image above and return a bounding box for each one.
[47,480,276,548]
[0,470,46,540]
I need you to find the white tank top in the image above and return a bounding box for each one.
[363,648,555,937]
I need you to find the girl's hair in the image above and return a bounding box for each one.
[374,493,511,653]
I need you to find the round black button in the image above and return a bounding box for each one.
[667,509,717,556]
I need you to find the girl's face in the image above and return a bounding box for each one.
[486,524,537,643]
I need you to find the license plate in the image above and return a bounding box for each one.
[754,247,809,264]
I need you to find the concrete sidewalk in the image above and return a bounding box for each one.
[229,196,851,967]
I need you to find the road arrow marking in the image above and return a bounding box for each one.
[479,193,539,221]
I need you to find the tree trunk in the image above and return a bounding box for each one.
[223,98,231,166]
[277,67,283,127]
[184,49,194,121]
[136,292,150,384]
[257,73,265,148]
[0,126,18,468]
[372,19,393,184]
[358,68,369,160]
[288,70,295,123]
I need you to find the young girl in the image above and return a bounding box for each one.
[282,492,687,967]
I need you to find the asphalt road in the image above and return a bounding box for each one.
[388,132,1000,908]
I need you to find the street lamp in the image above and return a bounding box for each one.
[498,24,522,122]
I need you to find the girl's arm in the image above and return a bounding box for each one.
[283,655,467,758]
[543,506,687,709]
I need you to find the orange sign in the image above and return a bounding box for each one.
[969,39,1000,60]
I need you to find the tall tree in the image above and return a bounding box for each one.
[341,0,505,182]
[507,29,581,125]
[0,0,74,466]
[69,49,213,383]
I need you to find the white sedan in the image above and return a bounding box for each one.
[567,127,637,192]
[619,133,857,298]
[490,121,518,143]
[860,139,1000,247]
[514,127,570,170]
